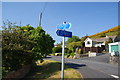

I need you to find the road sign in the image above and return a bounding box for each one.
[56,30,72,38]
[57,22,71,30]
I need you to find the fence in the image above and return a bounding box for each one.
[81,46,105,53]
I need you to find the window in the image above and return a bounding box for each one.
[87,41,90,44]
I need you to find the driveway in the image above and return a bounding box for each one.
[45,53,119,79]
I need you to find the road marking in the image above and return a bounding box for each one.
[111,75,119,79]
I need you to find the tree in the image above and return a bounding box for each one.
[2,21,55,76]
[105,38,113,45]
[80,36,88,41]
[67,41,82,52]
[66,36,80,44]
[43,34,55,57]
[2,28,34,73]
[105,38,113,52]
[80,36,88,47]
[29,26,55,60]
[52,46,62,53]
[57,41,62,47]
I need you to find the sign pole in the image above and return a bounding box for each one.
[61,36,65,80]
[56,22,72,80]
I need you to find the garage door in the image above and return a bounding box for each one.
[111,45,118,52]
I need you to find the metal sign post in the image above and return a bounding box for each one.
[61,36,65,80]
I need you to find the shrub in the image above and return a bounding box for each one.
[49,53,55,56]
[2,21,55,76]
[52,47,62,53]
[70,52,76,57]
[65,53,70,58]
[78,48,83,54]
[67,49,72,53]
[55,53,62,56]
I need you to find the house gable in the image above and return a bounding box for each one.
[84,38,93,47]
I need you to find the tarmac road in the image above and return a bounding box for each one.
[45,53,119,80]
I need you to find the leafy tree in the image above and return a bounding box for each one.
[2,29,34,73]
[43,34,55,57]
[105,38,113,52]
[2,21,55,76]
[80,36,88,47]
[66,36,80,44]
[52,46,62,53]
[105,38,113,45]
[29,26,55,60]
[67,41,82,52]
[80,36,88,41]
[57,41,62,47]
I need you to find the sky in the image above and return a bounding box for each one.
[2,2,118,44]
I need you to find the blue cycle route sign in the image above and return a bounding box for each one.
[57,22,71,30]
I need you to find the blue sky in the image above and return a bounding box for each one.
[2,2,118,44]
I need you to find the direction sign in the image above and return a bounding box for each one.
[56,30,72,38]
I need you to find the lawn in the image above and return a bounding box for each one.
[22,60,83,80]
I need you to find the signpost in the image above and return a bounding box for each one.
[56,22,72,80]
[56,30,72,38]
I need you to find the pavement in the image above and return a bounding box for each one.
[45,53,119,80]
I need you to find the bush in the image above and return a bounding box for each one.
[65,53,70,58]
[70,52,76,57]
[67,49,72,53]
[78,48,83,54]
[55,53,62,56]
[52,47,62,53]
[49,53,55,56]
[2,31,34,74]
[2,21,55,76]
[64,48,69,53]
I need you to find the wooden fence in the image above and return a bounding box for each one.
[81,46,105,53]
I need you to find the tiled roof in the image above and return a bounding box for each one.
[91,36,116,42]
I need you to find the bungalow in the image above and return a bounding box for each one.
[84,36,119,47]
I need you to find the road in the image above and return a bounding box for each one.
[45,53,119,80]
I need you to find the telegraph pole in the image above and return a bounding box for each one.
[38,12,42,26]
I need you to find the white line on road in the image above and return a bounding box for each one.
[111,75,119,79]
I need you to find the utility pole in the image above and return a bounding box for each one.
[38,12,42,26]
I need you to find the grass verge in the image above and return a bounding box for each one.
[23,60,83,80]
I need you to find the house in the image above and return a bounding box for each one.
[54,44,59,47]
[108,42,120,53]
[84,36,119,47]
